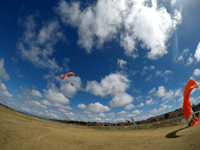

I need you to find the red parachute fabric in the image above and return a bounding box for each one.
[183,78,199,127]
[62,72,75,80]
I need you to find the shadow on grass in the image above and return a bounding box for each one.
[165,126,190,138]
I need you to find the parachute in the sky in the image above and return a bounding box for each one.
[62,72,75,86]
[183,78,199,127]
[62,72,75,80]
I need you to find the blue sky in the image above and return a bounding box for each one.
[1,0,200,123]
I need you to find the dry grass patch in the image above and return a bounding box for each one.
[1,105,200,150]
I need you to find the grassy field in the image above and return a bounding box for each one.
[1,104,200,150]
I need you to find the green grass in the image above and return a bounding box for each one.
[1,104,200,150]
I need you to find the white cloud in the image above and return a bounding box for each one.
[17,14,64,72]
[106,112,116,118]
[137,102,144,107]
[86,73,131,97]
[194,42,200,62]
[164,70,173,75]
[109,93,134,107]
[175,88,182,97]
[28,100,46,110]
[156,86,165,97]
[149,104,170,114]
[177,96,183,102]
[86,73,133,107]
[31,89,43,98]
[148,87,156,94]
[171,0,176,6]
[186,54,194,66]
[43,89,69,104]
[136,95,142,101]
[190,97,199,105]
[56,0,181,60]
[145,75,152,81]
[117,59,127,69]
[193,69,200,77]
[77,103,86,109]
[149,66,155,70]
[174,48,189,63]
[0,58,9,81]
[141,66,148,75]
[84,102,110,113]
[0,80,13,104]
[156,70,173,82]
[156,86,175,101]
[124,104,135,110]
[145,98,157,105]
[40,99,72,111]
[117,110,127,115]
[131,110,143,116]
[63,112,89,122]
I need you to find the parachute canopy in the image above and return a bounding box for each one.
[183,78,199,127]
[62,72,75,80]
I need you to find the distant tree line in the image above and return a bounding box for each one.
[1,102,200,126]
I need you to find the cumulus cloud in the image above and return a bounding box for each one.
[117,59,127,69]
[17,14,64,72]
[156,86,174,101]
[27,100,46,110]
[0,58,9,81]
[148,87,156,94]
[155,86,181,102]
[171,0,176,6]
[137,102,144,107]
[175,88,182,97]
[40,99,72,111]
[145,98,157,105]
[109,93,134,107]
[31,89,43,98]
[155,70,173,82]
[117,110,127,115]
[0,80,13,104]
[55,0,182,60]
[86,73,133,107]
[43,89,69,104]
[124,104,135,110]
[141,66,155,80]
[117,110,128,117]
[77,103,86,109]
[84,102,110,113]
[186,54,194,66]
[193,69,200,77]
[194,42,200,62]
[149,104,171,114]
[149,66,155,70]
[132,110,143,116]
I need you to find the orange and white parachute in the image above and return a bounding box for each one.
[183,78,199,127]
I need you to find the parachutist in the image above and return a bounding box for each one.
[71,83,73,86]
